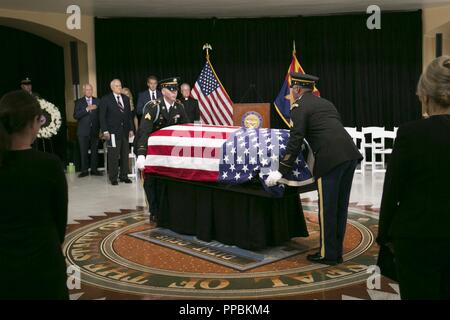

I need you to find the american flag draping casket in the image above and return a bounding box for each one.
[143,124,315,197]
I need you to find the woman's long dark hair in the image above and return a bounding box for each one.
[0,90,42,166]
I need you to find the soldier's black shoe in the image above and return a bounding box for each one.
[307,252,322,260]
[90,171,103,176]
[307,252,342,266]
[111,180,118,186]
[120,178,132,183]
[78,171,89,178]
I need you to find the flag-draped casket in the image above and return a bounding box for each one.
[143,124,315,197]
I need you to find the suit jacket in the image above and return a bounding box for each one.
[180,96,200,123]
[73,96,100,136]
[136,89,162,116]
[135,98,189,156]
[279,92,362,178]
[99,93,133,139]
[377,115,450,243]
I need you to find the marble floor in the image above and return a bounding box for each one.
[67,173,146,224]
[68,170,385,223]
[65,170,392,300]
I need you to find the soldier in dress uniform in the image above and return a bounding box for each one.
[20,77,40,98]
[135,77,189,223]
[265,72,363,265]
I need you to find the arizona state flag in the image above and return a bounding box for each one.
[274,44,320,127]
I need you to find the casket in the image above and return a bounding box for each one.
[143,124,315,197]
[144,124,317,250]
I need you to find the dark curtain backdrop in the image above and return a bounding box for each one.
[95,10,422,129]
[0,25,67,162]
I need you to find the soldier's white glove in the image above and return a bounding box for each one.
[265,170,283,187]
[136,155,146,170]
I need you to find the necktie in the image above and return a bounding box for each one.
[116,95,124,112]
[152,92,156,100]
[86,97,92,113]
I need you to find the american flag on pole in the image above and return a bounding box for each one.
[191,57,234,125]
[144,124,314,197]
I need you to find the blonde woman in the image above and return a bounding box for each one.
[122,87,139,131]
[377,55,450,299]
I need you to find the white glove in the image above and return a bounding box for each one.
[265,170,282,187]
[136,155,146,170]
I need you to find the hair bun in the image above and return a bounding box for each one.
[443,58,450,69]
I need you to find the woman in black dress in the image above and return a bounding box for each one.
[377,56,450,299]
[0,90,68,299]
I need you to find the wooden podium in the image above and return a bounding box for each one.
[232,103,270,128]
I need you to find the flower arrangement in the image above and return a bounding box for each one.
[37,98,62,139]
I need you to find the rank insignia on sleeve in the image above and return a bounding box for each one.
[145,113,151,120]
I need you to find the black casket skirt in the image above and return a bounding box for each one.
[153,175,316,250]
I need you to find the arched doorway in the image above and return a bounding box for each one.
[0,24,67,161]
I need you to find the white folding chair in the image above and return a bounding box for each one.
[86,142,107,172]
[102,140,108,173]
[345,127,366,175]
[95,143,106,172]
[394,127,399,136]
[371,128,396,174]
[128,136,137,179]
[344,127,356,136]
[362,126,384,172]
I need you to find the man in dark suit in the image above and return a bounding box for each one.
[73,84,102,177]
[136,75,162,117]
[180,83,200,123]
[99,79,134,185]
[135,77,189,223]
[265,72,363,265]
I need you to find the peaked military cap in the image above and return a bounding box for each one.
[21,77,32,85]
[290,72,319,88]
[159,77,180,91]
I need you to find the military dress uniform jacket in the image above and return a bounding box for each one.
[279,92,363,178]
[135,98,189,156]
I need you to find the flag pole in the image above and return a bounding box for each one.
[293,40,296,55]
[203,43,212,61]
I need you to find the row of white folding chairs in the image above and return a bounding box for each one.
[344,126,398,175]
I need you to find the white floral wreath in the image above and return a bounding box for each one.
[37,98,62,139]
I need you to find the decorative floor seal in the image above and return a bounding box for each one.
[64,202,382,299]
